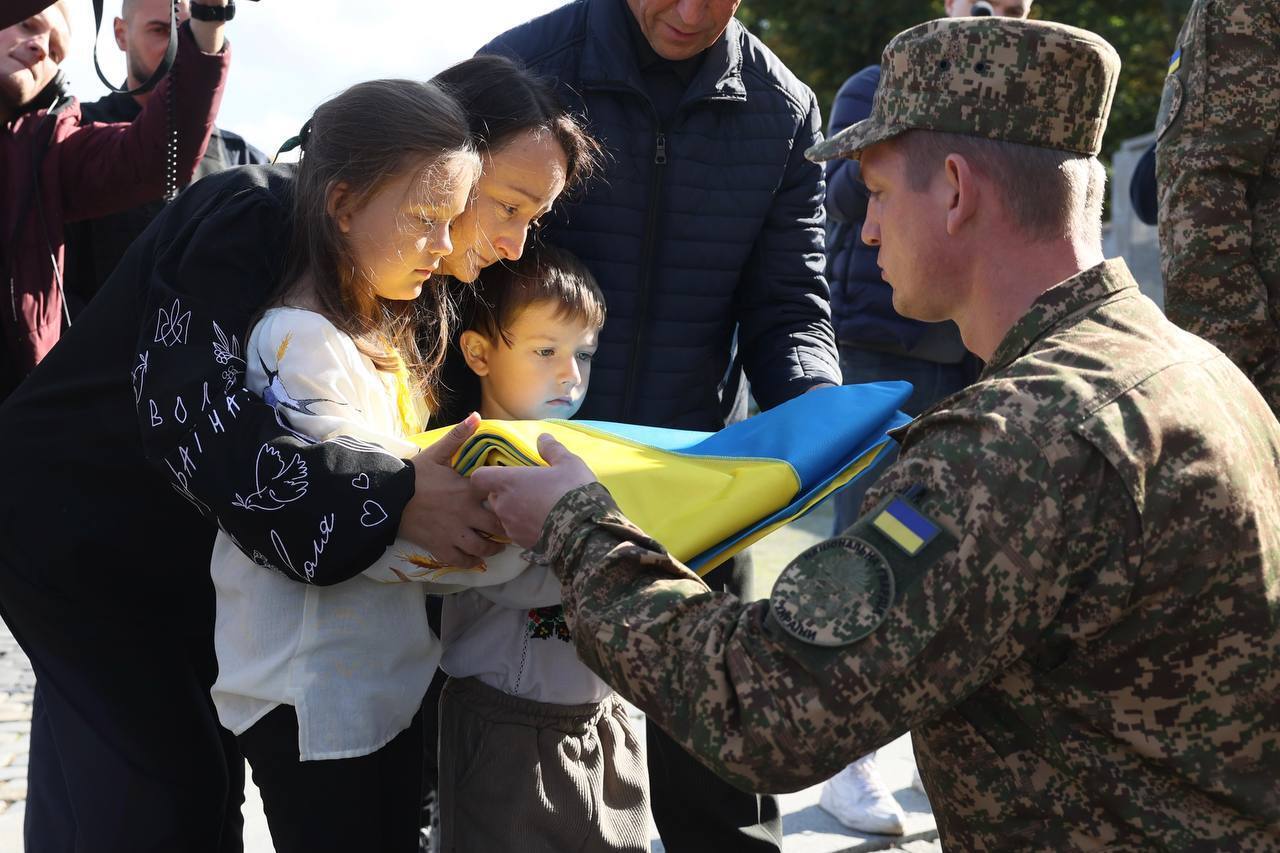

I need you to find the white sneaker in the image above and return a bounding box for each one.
[819,753,907,836]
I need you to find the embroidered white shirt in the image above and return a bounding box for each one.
[209,308,527,760]
[440,552,613,706]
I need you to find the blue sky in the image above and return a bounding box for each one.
[61,0,566,158]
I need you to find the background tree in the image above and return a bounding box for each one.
[740,0,1194,163]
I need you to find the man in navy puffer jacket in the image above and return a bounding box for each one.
[482,0,839,431]
[482,1,840,849]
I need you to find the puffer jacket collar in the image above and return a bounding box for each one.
[578,0,747,107]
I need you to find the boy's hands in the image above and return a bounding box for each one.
[471,434,598,548]
[400,413,504,568]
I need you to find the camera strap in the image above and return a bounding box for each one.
[89,0,183,200]
[90,0,177,96]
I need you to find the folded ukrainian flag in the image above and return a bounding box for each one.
[411,382,912,576]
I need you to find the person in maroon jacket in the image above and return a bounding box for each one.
[0,0,231,398]
[1,5,239,848]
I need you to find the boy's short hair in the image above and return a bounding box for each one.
[466,245,606,346]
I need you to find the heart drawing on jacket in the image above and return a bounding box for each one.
[360,500,388,528]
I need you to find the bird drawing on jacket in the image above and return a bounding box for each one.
[258,333,344,418]
[231,443,310,511]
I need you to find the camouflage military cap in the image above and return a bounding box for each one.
[806,17,1120,162]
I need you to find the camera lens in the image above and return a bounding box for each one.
[972,1,995,14]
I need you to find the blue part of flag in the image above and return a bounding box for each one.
[687,410,912,570]
[579,380,914,490]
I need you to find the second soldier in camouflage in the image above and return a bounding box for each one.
[1156,0,1280,416]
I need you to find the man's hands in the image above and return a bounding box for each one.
[471,434,598,548]
[398,413,504,568]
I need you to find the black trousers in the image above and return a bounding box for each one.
[24,678,244,853]
[0,535,244,845]
[239,703,425,853]
[646,720,783,852]
[4,564,245,853]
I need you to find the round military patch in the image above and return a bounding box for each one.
[769,537,895,647]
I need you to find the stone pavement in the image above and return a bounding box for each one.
[0,626,33,852]
[0,500,939,853]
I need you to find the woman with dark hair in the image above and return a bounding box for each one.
[432,55,605,425]
[0,56,599,851]
[434,54,602,284]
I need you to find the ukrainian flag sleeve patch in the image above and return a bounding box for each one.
[872,497,941,556]
[1168,48,1181,75]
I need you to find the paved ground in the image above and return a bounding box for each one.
[0,500,939,852]
[0,627,33,852]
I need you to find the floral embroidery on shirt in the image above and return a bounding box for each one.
[526,605,571,642]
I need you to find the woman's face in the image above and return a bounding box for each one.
[332,151,479,302]
[440,129,569,283]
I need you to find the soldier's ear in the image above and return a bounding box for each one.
[943,153,979,236]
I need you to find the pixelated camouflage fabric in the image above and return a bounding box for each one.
[537,259,1280,850]
[807,16,1120,162]
[1157,0,1280,416]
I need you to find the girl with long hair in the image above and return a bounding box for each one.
[207,79,479,852]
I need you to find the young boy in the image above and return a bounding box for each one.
[436,245,650,853]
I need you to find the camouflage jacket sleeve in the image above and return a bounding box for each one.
[1156,0,1280,409]
[537,413,1118,792]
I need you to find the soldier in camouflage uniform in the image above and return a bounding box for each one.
[474,17,1280,850]
[1157,0,1280,414]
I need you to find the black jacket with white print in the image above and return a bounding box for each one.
[0,165,416,645]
